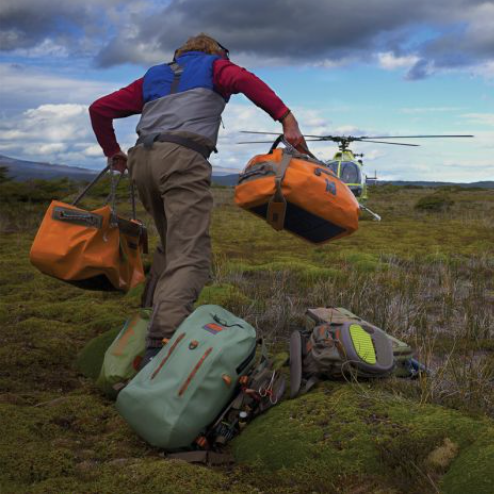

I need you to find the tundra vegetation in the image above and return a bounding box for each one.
[1,170,493,494]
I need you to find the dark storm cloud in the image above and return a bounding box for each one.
[2,0,494,78]
[0,0,123,51]
[405,59,432,80]
[96,0,431,66]
[93,0,494,76]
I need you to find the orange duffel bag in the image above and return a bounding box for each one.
[235,146,360,243]
[30,165,147,292]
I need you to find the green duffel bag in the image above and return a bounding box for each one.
[116,305,257,450]
[96,309,151,396]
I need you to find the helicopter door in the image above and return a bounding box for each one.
[340,162,363,196]
[326,161,340,176]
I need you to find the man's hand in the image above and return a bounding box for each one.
[108,150,128,173]
[281,112,308,152]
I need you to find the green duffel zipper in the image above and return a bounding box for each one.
[150,333,186,380]
[178,347,213,397]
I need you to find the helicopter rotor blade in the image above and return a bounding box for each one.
[359,134,474,139]
[356,140,420,147]
[240,131,350,140]
[237,140,281,144]
[239,131,283,135]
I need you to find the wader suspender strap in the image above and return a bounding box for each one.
[137,61,217,158]
[168,62,184,94]
[267,150,292,230]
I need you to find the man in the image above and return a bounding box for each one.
[89,33,306,366]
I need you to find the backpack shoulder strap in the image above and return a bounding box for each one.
[289,330,304,399]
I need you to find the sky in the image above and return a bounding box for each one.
[1,0,494,182]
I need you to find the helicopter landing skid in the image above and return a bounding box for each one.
[359,204,381,221]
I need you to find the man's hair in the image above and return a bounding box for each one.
[175,33,225,58]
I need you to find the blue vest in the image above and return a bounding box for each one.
[136,51,229,145]
[142,51,228,104]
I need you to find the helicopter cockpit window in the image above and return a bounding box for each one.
[340,162,361,184]
[326,161,339,175]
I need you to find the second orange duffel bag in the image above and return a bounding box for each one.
[30,165,147,292]
[235,146,360,243]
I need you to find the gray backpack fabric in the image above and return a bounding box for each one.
[290,307,415,398]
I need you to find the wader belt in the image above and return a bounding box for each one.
[136,133,214,159]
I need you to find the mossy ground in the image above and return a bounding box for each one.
[1,183,493,493]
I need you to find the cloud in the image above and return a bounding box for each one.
[96,0,431,67]
[91,0,494,80]
[378,52,420,70]
[462,113,494,127]
[0,0,125,53]
[0,103,109,168]
[400,107,465,114]
[405,59,434,80]
[0,99,489,182]
[2,0,494,80]
[0,63,118,113]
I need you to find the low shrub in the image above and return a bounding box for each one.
[414,194,454,212]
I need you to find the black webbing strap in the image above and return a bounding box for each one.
[72,165,110,206]
[165,451,234,465]
[136,133,213,159]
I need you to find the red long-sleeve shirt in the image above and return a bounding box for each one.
[89,59,290,157]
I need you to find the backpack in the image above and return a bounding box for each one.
[165,340,286,463]
[116,305,267,450]
[290,307,415,398]
[235,146,360,244]
[96,309,151,397]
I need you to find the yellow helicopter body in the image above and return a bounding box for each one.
[325,149,370,201]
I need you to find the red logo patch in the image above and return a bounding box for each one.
[203,323,224,335]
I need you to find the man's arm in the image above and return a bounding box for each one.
[213,60,306,149]
[89,78,144,170]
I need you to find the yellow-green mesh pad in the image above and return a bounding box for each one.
[349,324,376,364]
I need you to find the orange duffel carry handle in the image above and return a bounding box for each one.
[235,143,360,244]
[30,163,147,292]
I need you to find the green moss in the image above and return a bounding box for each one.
[227,259,342,281]
[441,435,494,494]
[233,385,494,494]
[196,283,252,311]
[77,326,122,380]
[2,187,494,493]
[343,252,387,273]
[25,458,252,494]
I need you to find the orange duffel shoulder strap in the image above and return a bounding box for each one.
[266,150,292,231]
[266,140,328,231]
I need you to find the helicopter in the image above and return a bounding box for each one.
[238,132,474,220]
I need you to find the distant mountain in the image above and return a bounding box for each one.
[1,154,492,189]
[376,180,494,189]
[211,176,494,188]
[0,154,98,182]
[211,174,239,186]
